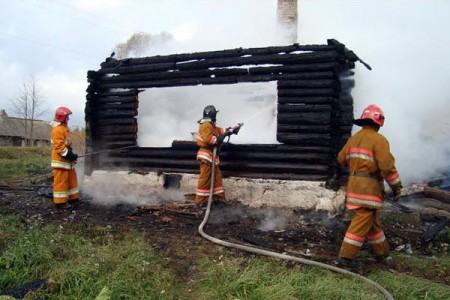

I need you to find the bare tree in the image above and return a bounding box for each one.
[10,75,48,146]
[113,31,173,59]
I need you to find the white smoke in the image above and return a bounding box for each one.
[299,0,450,186]
[137,83,278,147]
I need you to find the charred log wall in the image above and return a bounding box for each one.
[85,39,361,183]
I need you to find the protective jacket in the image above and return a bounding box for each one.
[51,123,76,170]
[337,126,401,210]
[196,119,226,164]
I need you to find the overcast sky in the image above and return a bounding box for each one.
[1,0,450,185]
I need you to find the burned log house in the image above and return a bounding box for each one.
[85,39,365,189]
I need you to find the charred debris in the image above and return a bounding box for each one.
[85,39,369,187]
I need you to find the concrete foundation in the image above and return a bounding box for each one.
[83,170,345,213]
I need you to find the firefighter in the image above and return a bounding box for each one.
[195,105,240,207]
[337,104,402,266]
[50,107,80,209]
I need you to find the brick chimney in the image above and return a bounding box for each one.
[276,0,298,43]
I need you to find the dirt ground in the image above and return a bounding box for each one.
[1,185,449,285]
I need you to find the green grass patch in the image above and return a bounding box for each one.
[0,146,52,182]
[194,256,386,300]
[370,269,450,300]
[0,223,182,299]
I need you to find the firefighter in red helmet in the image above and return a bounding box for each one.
[337,104,403,266]
[195,105,240,207]
[50,107,80,209]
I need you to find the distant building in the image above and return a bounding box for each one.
[0,109,52,147]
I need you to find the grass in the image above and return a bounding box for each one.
[0,146,52,182]
[0,218,182,299]
[1,214,449,300]
[1,146,450,299]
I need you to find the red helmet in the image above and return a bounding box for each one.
[354,104,385,127]
[54,107,72,122]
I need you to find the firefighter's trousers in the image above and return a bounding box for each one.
[53,168,79,204]
[195,160,225,204]
[339,207,389,259]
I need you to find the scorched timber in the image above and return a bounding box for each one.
[277,88,337,97]
[110,146,331,164]
[277,79,338,89]
[278,112,331,125]
[91,96,138,104]
[96,125,137,135]
[96,118,137,126]
[277,124,331,133]
[98,69,336,85]
[277,104,332,113]
[98,157,329,174]
[101,44,339,68]
[277,133,331,146]
[277,96,336,105]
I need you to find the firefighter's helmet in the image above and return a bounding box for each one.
[203,105,218,121]
[54,106,72,122]
[353,104,385,127]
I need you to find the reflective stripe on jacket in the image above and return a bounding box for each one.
[51,123,76,170]
[196,121,226,165]
[337,126,402,210]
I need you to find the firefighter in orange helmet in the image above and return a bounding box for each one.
[50,107,80,209]
[195,105,240,207]
[337,104,402,266]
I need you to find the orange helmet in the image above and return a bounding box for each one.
[353,104,385,127]
[54,107,72,122]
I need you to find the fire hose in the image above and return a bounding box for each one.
[198,146,394,300]
[78,145,137,158]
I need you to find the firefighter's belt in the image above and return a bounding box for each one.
[349,171,382,180]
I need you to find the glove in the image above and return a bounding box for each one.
[64,148,78,162]
[393,185,402,202]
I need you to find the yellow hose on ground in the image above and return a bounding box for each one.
[198,147,394,300]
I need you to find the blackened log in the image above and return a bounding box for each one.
[278,96,336,105]
[97,125,137,135]
[98,156,328,174]
[423,186,450,204]
[101,141,137,149]
[277,133,330,146]
[97,118,137,126]
[250,63,338,75]
[99,62,176,75]
[338,95,353,105]
[115,146,330,163]
[277,88,337,97]
[278,112,331,125]
[421,218,450,243]
[277,124,330,133]
[176,51,340,71]
[94,96,138,104]
[423,198,450,212]
[277,79,337,89]
[96,102,138,110]
[338,112,354,124]
[101,45,338,68]
[99,134,137,141]
[278,104,332,113]
[337,104,353,113]
[98,109,138,118]
[171,141,331,154]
